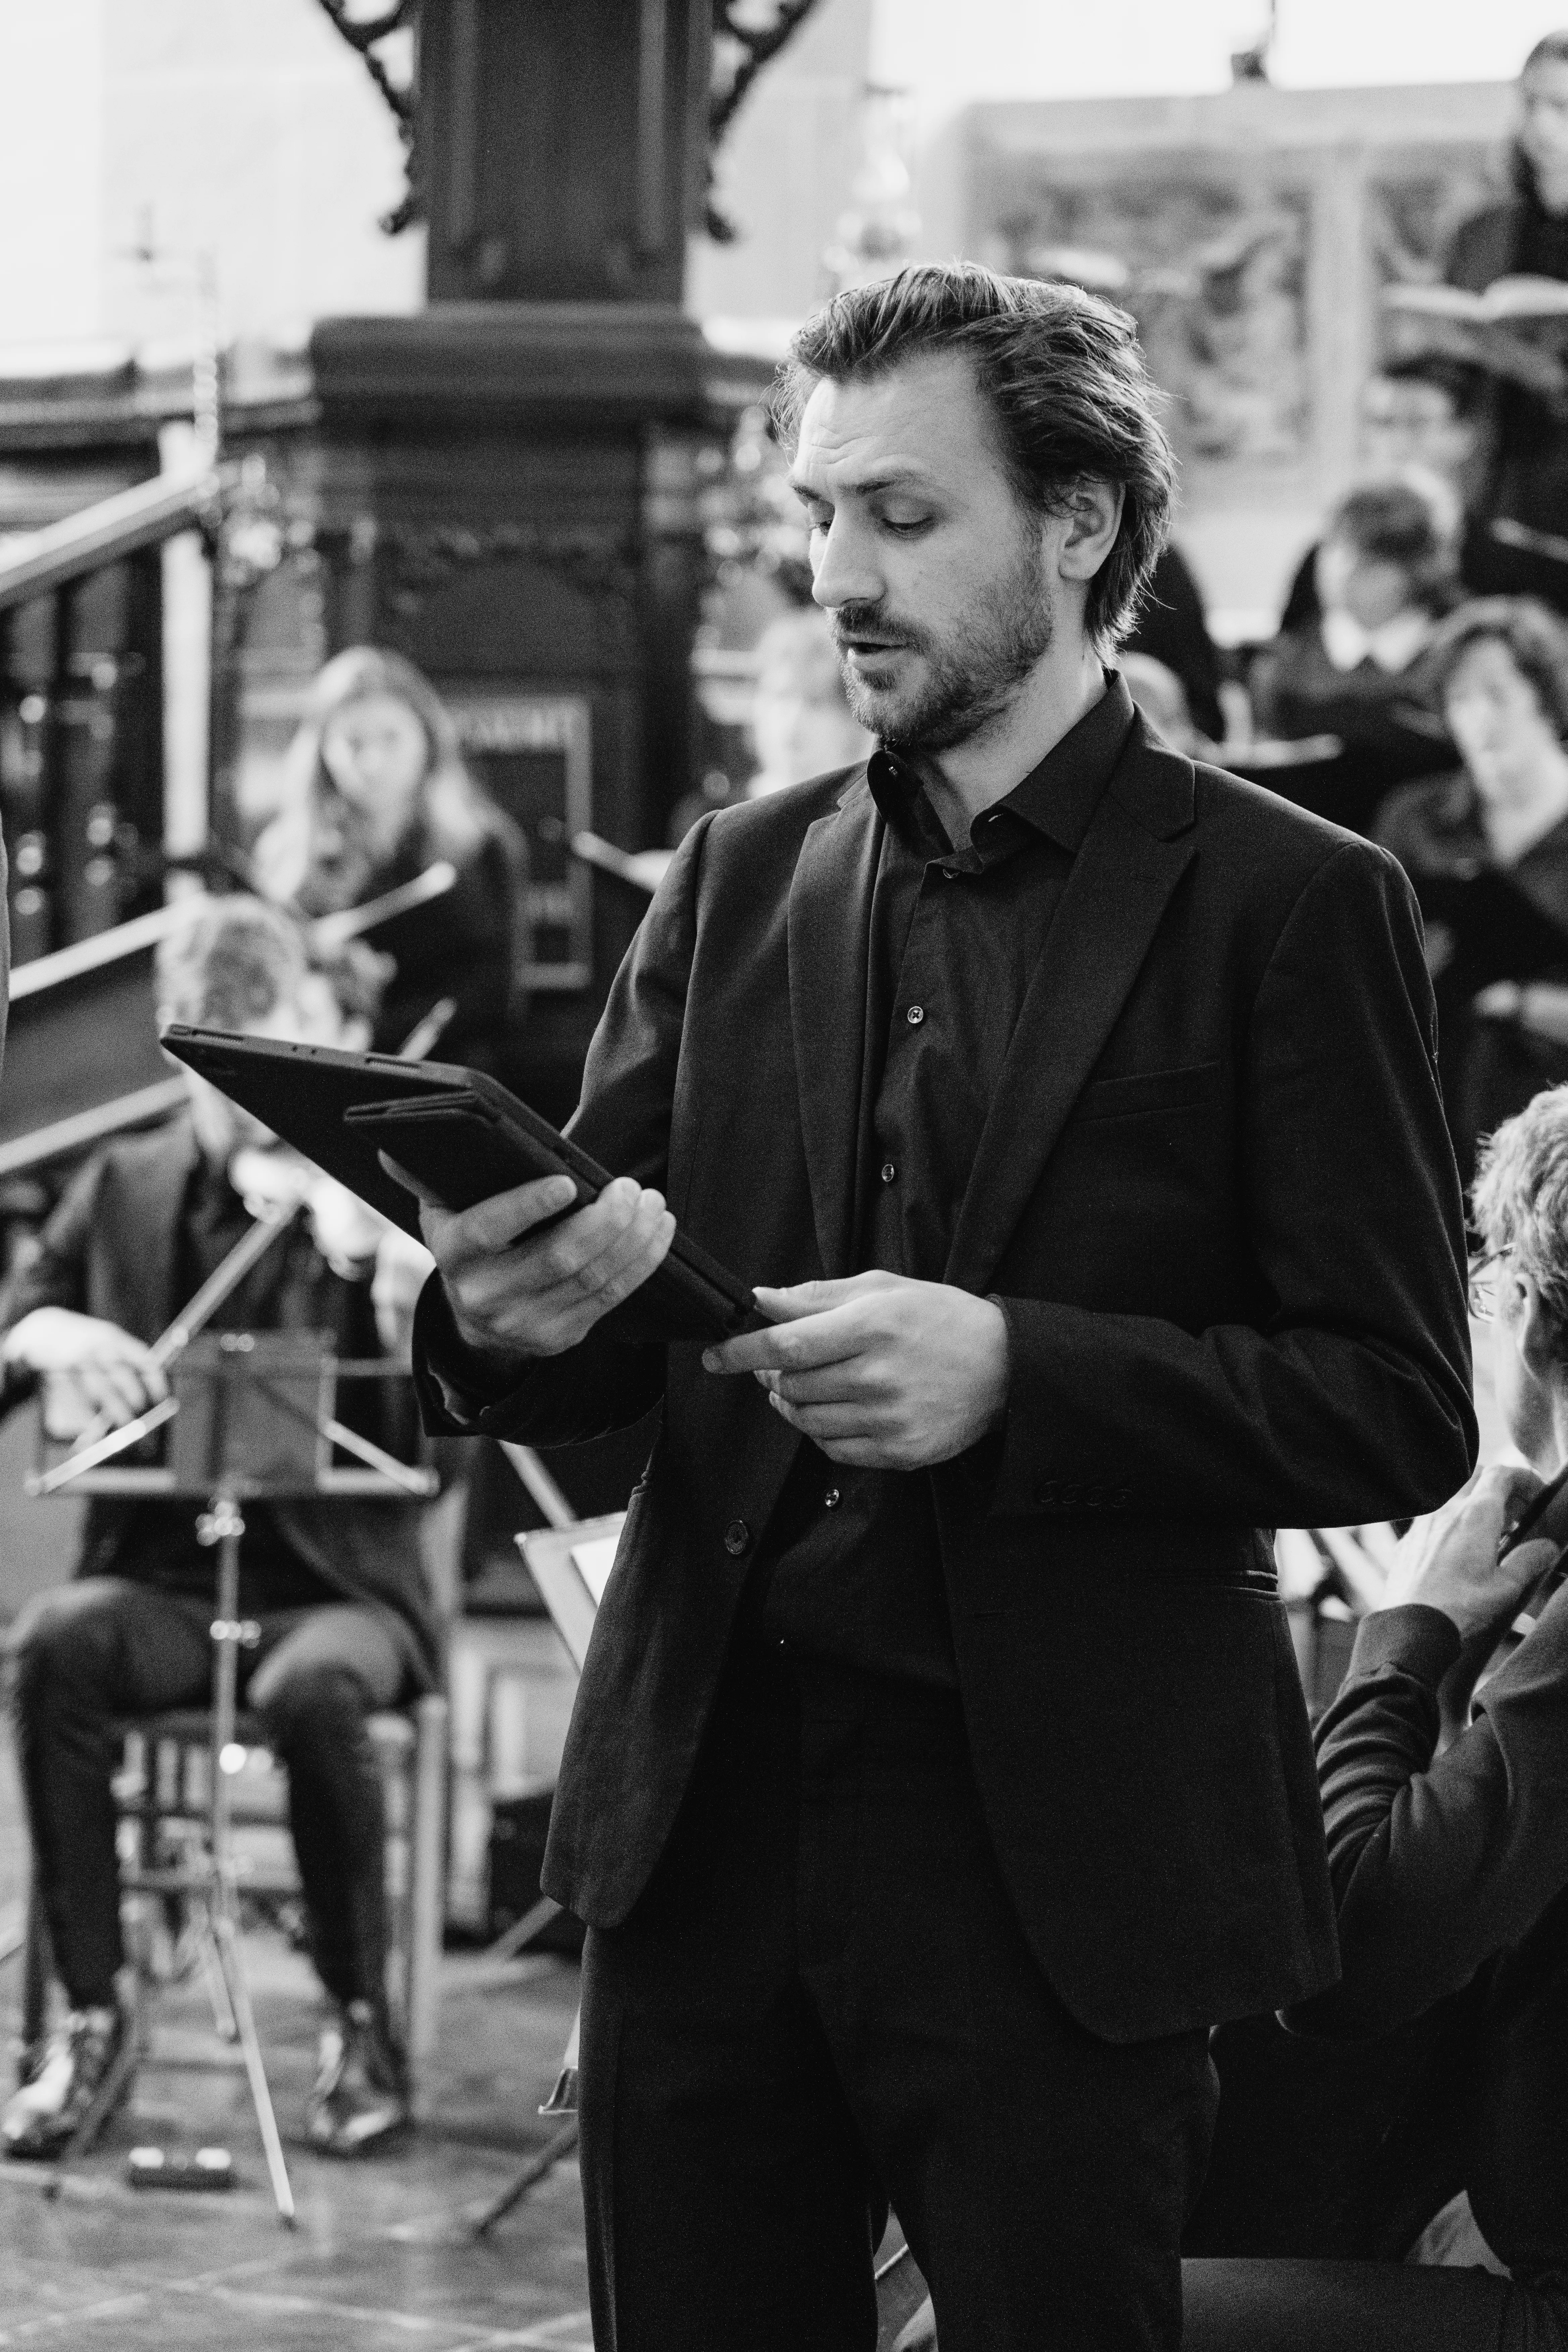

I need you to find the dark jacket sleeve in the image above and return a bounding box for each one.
[1444,200,1522,294]
[987,841,1477,1525]
[1287,1588,1568,2037]
[0,1154,103,1416]
[413,818,708,1444]
[0,817,8,1085]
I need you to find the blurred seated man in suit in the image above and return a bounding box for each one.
[1254,476,1460,834]
[0,899,437,2160]
[1183,1081,1568,2350]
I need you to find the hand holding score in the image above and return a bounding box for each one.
[381,1156,676,1362]
[702,1270,1010,1471]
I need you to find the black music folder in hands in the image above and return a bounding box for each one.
[161,1026,764,1346]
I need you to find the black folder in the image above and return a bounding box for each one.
[161,1026,762,1346]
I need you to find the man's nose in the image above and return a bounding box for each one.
[810,517,882,614]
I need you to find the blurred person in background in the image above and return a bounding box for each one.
[1121,542,1226,746]
[1252,478,1459,833]
[255,646,528,1068]
[1181,1084,1568,2351]
[745,606,873,798]
[1380,598,1568,1187]
[0,900,436,2161]
[1279,356,1488,634]
[1444,32,1568,608]
[1120,652,1210,756]
[670,605,873,842]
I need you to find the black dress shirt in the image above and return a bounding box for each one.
[742,674,1136,1685]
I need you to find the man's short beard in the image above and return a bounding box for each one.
[833,527,1055,754]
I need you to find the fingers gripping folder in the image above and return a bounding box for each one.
[160,1028,768,1348]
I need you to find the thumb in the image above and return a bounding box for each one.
[378,1150,442,1211]
[751,1279,861,1323]
[1495,1458,1551,1515]
[1482,1459,1548,1525]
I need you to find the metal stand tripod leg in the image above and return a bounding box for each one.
[200,1493,295,2226]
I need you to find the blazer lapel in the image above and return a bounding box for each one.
[788,775,883,1279]
[944,732,1197,1297]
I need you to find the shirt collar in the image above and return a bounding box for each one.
[866,669,1136,860]
[1320,606,1434,676]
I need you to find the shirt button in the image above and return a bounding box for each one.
[823,1487,841,1510]
[881,1162,897,1185]
[905,1004,925,1026]
[723,1519,751,1558]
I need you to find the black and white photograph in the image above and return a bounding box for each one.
[0,3,1567,2346]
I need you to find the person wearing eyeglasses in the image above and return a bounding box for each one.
[1182,1082,1568,2349]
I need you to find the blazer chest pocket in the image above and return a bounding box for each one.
[1073,1061,1219,1124]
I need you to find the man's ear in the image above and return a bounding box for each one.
[1516,1270,1561,1383]
[1054,479,1124,585]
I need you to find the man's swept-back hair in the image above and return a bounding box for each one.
[1473,1083,1568,1359]
[771,262,1177,653]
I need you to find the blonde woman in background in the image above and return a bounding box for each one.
[255,646,528,1067]
[745,607,873,799]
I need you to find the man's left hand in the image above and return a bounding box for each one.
[702,1272,1009,1471]
[1380,1461,1552,1640]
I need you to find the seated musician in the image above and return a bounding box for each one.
[0,898,437,2161]
[252,644,529,1067]
[1182,1082,1568,2350]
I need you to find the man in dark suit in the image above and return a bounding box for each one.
[409,265,1477,2351]
[1,899,437,2160]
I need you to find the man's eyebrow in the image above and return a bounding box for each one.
[787,465,939,501]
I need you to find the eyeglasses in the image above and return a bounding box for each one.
[1468,1245,1514,1321]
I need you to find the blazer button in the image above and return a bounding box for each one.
[723,1519,751,1558]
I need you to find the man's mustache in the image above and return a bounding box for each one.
[830,605,921,653]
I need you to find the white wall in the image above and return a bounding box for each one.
[874,0,1568,120]
[0,0,422,358]
[686,0,875,326]
[0,0,106,345]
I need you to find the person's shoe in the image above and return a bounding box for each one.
[304,2000,410,2157]
[2,2005,132,2160]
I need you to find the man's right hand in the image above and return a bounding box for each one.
[3,1308,168,1428]
[384,1164,676,1363]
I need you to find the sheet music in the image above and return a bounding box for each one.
[571,1535,620,1606]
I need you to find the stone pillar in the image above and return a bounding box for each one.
[301,2,769,1117]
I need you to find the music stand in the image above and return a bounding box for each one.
[29,1331,437,2223]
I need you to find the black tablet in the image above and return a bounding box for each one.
[161,1025,763,1346]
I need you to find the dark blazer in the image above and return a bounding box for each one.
[1,1117,441,1690]
[1193,1595,1568,2280]
[0,818,8,1081]
[1445,198,1524,295]
[418,710,1476,2043]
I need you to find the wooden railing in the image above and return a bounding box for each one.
[0,459,228,618]
[0,460,240,1182]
